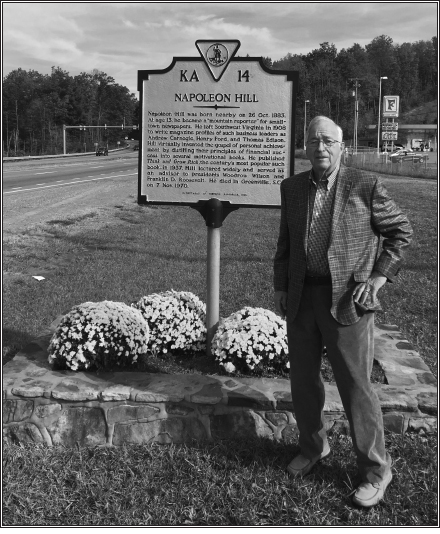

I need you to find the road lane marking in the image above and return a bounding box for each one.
[35,171,55,175]
[36,183,46,185]
[5,173,136,194]
[11,187,23,190]
[90,166,104,168]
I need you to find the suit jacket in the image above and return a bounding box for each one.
[273,164,413,325]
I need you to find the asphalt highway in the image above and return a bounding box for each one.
[3,149,139,194]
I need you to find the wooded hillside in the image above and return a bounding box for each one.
[3,67,138,156]
[264,34,437,145]
[3,34,437,155]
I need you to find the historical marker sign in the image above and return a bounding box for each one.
[138,40,298,207]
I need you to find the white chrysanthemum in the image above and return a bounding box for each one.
[48,301,149,371]
[211,307,289,376]
[223,361,236,373]
[132,290,206,356]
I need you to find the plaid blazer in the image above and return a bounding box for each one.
[273,164,413,325]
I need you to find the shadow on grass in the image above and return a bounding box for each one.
[2,327,35,365]
[37,223,272,265]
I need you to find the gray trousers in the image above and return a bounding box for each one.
[287,283,391,483]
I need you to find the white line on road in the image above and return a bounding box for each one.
[90,166,104,168]
[36,183,46,185]
[4,173,136,194]
[11,187,23,190]
[35,171,56,175]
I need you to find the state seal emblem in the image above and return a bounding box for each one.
[207,43,228,67]
[196,39,240,81]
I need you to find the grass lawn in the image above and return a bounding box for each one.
[2,166,437,526]
[2,433,437,526]
[3,171,437,377]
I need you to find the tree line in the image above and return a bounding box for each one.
[262,34,437,146]
[3,67,138,156]
[3,34,437,155]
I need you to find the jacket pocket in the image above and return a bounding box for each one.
[353,271,371,282]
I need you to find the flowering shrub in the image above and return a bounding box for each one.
[48,301,149,371]
[211,307,289,375]
[132,290,206,356]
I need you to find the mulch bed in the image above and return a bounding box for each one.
[133,350,387,384]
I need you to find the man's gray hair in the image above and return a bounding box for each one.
[306,116,343,143]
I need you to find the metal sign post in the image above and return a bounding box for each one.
[382,96,400,152]
[137,40,298,355]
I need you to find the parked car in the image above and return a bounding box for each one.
[96,146,108,156]
[133,144,139,151]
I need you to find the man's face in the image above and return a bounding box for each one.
[306,120,342,176]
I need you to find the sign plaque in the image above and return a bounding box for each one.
[382,131,398,141]
[382,122,398,131]
[382,95,400,118]
[138,40,298,207]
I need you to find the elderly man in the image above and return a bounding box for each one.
[274,116,412,507]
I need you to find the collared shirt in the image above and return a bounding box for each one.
[306,164,340,276]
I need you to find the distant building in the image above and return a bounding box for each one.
[365,124,437,151]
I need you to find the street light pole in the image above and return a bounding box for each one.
[377,76,388,154]
[303,100,310,150]
[348,78,362,154]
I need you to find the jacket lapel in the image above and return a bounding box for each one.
[330,165,353,245]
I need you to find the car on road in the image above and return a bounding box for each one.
[96,146,108,156]
[133,144,139,151]
[389,151,428,163]
[390,148,413,157]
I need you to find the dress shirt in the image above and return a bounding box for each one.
[306,164,340,276]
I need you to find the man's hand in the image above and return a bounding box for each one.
[274,291,288,319]
[352,271,387,305]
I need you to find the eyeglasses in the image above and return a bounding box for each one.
[306,138,343,148]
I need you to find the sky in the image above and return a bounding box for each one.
[2,1,438,96]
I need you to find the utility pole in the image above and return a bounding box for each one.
[377,77,388,154]
[348,78,362,154]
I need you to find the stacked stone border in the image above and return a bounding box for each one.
[3,321,437,448]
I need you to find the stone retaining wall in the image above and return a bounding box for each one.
[3,323,437,448]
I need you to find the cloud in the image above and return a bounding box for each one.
[123,19,137,29]
[2,2,437,96]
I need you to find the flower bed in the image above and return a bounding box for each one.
[46,296,386,384]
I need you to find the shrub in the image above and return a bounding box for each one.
[48,301,149,371]
[211,307,289,375]
[132,290,206,356]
